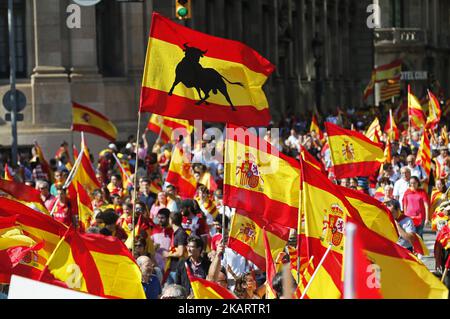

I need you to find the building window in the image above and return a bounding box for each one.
[96,1,124,77]
[391,0,404,27]
[0,0,26,79]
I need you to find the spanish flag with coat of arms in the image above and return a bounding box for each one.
[140,13,274,127]
[325,122,385,179]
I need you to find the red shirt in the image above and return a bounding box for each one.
[402,189,429,226]
[51,199,73,226]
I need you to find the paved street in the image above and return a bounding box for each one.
[422,226,437,272]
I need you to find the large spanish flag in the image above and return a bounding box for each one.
[374,59,402,82]
[41,227,145,299]
[0,198,67,283]
[72,102,118,141]
[71,135,101,195]
[325,122,384,179]
[224,125,300,229]
[408,86,426,130]
[228,209,290,271]
[140,12,274,127]
[166,146,197,199]
[0,178,49,215]
[147,113,193,143]
[186,265,237,299]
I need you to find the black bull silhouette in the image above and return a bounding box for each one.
[168,44,244,111]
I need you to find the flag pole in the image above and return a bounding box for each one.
[441,254,450,283]
[300,243,333,299]
[131,111,143,257]
[112,152,133,185]
[343,222,357,299]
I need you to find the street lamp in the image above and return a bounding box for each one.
[312,33,323,113]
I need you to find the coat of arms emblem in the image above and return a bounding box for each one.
[341,140,355,161]
[321,204,345,248]
[236,221,257,245]
[235,152,264,189]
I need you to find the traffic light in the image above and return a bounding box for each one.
[175,0,191,20]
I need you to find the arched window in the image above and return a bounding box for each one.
[0,0,26,79]
[96,1,124,77]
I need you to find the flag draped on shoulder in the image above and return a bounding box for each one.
[41,227,145,299]
[224,124,300,229]
[72,102,118,141]
[408,86,426,129]
[140,12,275,127]
[147,113,193,143]
[166,145,197,199]
[325,122,384,179]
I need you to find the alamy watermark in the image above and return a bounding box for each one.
[367,3,381,29]
[66,0,102,29]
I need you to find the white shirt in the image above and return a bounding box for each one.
[221,247,257,291]
[393,178,409,210]
[408,165,427,181]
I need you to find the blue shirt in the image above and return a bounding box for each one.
[142,275,161,299]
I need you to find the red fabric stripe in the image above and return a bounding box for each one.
[72,102,111,122]
[65,229,105,296]
[72,124,115,142]
[235,210,290,241]
[227,237,266,271]
[223,185,298,229]
[325,122,384,149]
[0,198,67,236]
[166,171,197,199]
[187,271,237,299]
[0,179,43,204]
[226,124,302,169]
[75,232,135,258]
[332,161,382,179]
[376,59,402,71]
[147,123,170,142]
[163,119,191,130]
[79,151,101,189]
[140,87,271,127]
[149,13,275,76]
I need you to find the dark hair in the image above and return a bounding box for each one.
[157,208,171,218]
[385,199,400,211]
[96,209,119,225]
[187,235,204,252]
[170,211,183,226]
[100,228,112,236]
[214,214,229,229]
[410,176,421,187]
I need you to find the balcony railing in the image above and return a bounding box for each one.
[374,28,426,47]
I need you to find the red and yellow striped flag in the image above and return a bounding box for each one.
[416,131,431,177]
[325,122,384,179]
[72,102,118,141]
[0,178,49,215]
[365,117,382,144]
[310,114,323,140]
[384,109,399,141]
[71,135,101,195]
[224,125,300,229]
[263,228,277,299]
[425,90,441,130]
[166,146,197,199]
[140,12,274,127]
[442,125,449,146]
[363,71,375,101]
[186,265,237,299]
[33,142,53,182]
[41,227,145,299]
[0,198,67,283]
[3,163,13,181]
[374,59,402,82]
[380,78,401,101]
[74,182,94,233]
[228,209,290,271]
[291,256,315,299]
[147,113,193,143]
[408,86,426,130]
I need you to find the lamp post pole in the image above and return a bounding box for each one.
[8,0,18,168]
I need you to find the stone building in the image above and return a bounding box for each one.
[0,0,448,158]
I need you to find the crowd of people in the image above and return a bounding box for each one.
[0,105,450,299]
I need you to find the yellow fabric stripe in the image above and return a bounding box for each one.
[375,65,401,82]
[229,213,287,261]
[47,239,89,293]
[408,93,424,111]
[90,251,145,299]
[73,107,117,139]
[191,281,225,299]
[143,38,270,111]
[225,139,300,208]
[328,134,384,166]
[303,266,341,299]
[169,147,197,186]
[0,234,35,250]
[366,251,448,299]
